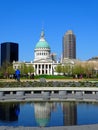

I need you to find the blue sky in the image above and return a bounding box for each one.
[0,0,98,61]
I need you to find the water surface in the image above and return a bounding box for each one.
[0,101,98,127]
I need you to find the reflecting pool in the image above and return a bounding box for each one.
[0,101,98,127]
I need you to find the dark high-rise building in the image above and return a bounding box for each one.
[1,42,19,66]
[63,102,77,126]
[63,30,76,59]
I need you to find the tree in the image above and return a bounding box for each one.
[83,62,95,78]
[19,63,34,78]
[62,65,72,76]
[72,64,84,77]
[1,61,14,78]
[55,64,62,74]
[19,63,28,77]
[28,64,34,74]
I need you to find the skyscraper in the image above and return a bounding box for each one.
[62,30,76,59]
[1,42,19,66]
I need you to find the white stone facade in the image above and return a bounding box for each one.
[13,31,60,75]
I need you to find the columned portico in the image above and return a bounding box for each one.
[34,63,53,75]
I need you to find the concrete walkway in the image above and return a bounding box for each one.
[0,125,98,130]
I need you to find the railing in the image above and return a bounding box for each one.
[0,87,98,101]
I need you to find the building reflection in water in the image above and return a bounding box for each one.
[33,101,77,127]
[34,102,54,127]
[0,103,20,122]
[63,102,77,125]
[0,101,77,126]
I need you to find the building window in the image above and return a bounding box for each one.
[35,64,37,69]
[49,65,51,69]
[39,64,40,68]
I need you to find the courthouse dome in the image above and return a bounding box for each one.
[35,31,50,49]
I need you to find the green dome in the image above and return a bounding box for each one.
[35,41,50,49]
[36,118,49,127]
[35,30,50,49]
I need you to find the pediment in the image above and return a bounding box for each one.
[33,58,53,63]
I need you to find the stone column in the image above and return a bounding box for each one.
[49,64,52,75]
[50,64,52,75]
[72,91,74,94]
[48,64,49,75]
[93,91,95,94]
[10,91,13,95]
[41,64,42,74]
[37,64,39,75]
[52,91,54,94]
[44,64,46,74]
[31,91,34,94]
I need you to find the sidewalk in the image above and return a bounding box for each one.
[0,78,90,82]
[0,124,98,130]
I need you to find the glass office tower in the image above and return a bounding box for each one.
[1,42,18,66]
